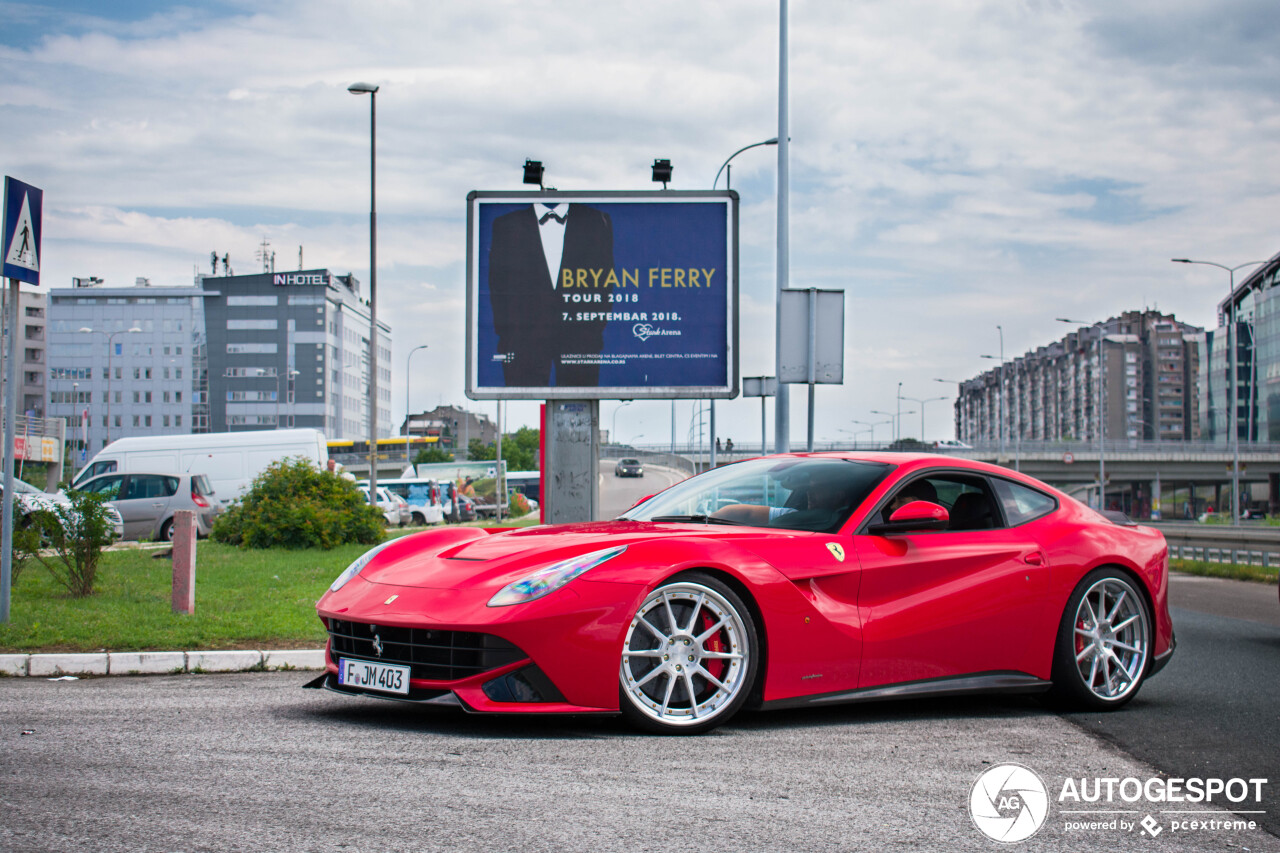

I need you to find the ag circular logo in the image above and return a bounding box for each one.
[969,763,1050,843]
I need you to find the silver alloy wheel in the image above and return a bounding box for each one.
[620,582,749,727]
[1072,577,1149,702]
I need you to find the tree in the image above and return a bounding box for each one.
[20,491,116,597]
[414,446,454,465]
[467,426,539,472]
[212,457,384,550]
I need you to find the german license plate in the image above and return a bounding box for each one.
[337,658,410,695]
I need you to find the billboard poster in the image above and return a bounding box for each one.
[466,191,738,400]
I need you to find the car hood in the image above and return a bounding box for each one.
[358,521,776,590]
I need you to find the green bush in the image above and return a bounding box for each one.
[20,490,117,597]
[508,491,532,516]
[212,458,385,550]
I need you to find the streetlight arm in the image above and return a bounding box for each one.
[713,138,779,189]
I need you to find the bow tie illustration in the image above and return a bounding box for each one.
[539,210,567,225]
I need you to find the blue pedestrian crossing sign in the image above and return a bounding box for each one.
[3,177,42,285]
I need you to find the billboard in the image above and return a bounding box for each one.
[466,191,738,400]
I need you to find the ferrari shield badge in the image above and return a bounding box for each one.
[826,543,845,562]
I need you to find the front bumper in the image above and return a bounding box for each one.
[316,575,644,713]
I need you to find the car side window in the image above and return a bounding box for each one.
[88,460,117,478]
[990,478,1057,526]
[83,475,124,500]
[878,474,1004,531]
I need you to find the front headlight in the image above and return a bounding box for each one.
[329,539,396,592]
[487,545,626,607]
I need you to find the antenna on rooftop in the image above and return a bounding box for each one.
[257,237,273,273]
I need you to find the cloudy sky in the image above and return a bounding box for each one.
[3,0,1279,448]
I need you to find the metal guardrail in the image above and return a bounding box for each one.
[1147,521,1280,568]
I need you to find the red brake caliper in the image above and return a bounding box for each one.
[701,611,726,681]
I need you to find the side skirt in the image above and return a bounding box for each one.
[760,671,1052,712]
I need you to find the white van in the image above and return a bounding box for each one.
[72,429,328,507]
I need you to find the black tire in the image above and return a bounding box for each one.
[160,518,174,542]
[618,571,759,735]
[1046,568,1152,710]
[412,512,426,526]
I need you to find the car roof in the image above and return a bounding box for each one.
[736,451,1044,483]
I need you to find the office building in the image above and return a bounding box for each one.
[1200,251,1280,443]
[957,310,1202,445]
[201,269,391,439]
[47,279,208,454]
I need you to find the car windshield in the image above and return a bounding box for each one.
[621,457,893,533]
[620,459,639,465]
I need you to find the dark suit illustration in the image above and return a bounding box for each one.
[487,203,613,387]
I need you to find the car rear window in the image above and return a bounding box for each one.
[990,478,1057,526]
[192,475,213,496]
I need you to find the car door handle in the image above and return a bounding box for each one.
[151,502,165,508]
[1023,552,1045,566]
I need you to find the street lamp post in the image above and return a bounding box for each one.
[404,344,428,468]
[895,382,903,443]
[712,136,779,467]
[980,353,1006,455]
[349,80,380,501]
[996,326,1005,454]
[934,378,967,440]
[871,409,913,445]
[1057,318,1108,510]
[611,401,633,445]
[901,396,948,444]
[80,326,141,447]
[273,368,299,428]
[1172,258,1269,525]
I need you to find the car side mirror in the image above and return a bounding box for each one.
[866,500,950,535]
[629,494,656,511]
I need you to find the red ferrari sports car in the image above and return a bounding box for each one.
[311,453,1175,734]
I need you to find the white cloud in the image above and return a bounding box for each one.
[3,0,1279,443]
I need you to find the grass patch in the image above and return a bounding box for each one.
[0,519,541,654]
[1171,558,1279,585]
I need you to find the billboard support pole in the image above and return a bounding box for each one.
[807,287,816,451]
[1,277,19,623]
[544,400,598,523]
[710,401,716,468]
[774,0,791,454]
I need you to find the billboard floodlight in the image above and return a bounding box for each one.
[651,159,673,188]
[523,160,545,189]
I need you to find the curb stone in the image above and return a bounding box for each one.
[0,649,326,677]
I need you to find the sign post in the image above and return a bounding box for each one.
[2,176,43,624]
[778,288,845,451]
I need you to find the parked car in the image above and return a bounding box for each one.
[364,479,445,526]
[75,472,218,541]
[313,452,1174,734]
[614,458,644,477]
[456,493,477,522]
[933,439,973,450]
[4,479,124,541]
[363,486,410,527]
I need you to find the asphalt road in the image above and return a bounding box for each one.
[1062,575,1280,838]
[3,671,1274,853]
[597,461,687,519]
